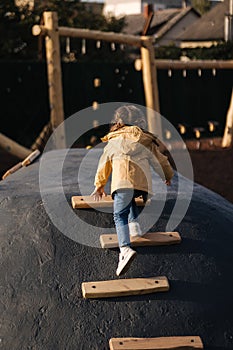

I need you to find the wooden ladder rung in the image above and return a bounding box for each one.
[109,336,204,349]
[100,231,181,248]
[82,276,169,299]
[71,195,150,209]
[22,149,40,166]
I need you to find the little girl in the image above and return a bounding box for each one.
[91,105,174,276]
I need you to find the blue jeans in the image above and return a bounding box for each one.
[113,189,147,248]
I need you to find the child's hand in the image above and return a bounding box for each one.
[91,186,107,201]
[165,180,171,186]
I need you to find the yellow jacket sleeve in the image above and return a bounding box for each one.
[149,143,174,181]
[94,148,112,189]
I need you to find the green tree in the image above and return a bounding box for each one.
[191,0,211,15]
[0,0,126,61]
[155,42,233,60]
[0,0,24,58]
[35,1,126,62]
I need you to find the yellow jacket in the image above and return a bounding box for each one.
[94,126,174,195]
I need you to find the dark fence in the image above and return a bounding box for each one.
[0,61,232,147]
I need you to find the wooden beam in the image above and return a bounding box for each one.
[141,36,162,139]
[154,59,233,70]
[43,12,66,148]
[71,195,149,209]
[100,231,181,249]
[32,24,47,37]
[109,336,204,350]
[2,162,22,180]
[142,11,154,36]
[0,133,31,159]
[82,276,169,299]
[33,24,143,47]
[222,88,233,148]
[135,59,233,70]
[58,26,142,47]
[32,21,233,70]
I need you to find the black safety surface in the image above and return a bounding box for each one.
[0,149,233,350]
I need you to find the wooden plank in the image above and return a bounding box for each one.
[22,149,41,166]
[2,149,41,179]
[71,195,149,209]
[2,162,22,180]
[109,336,204,350]
[82,276,169,299]
[100,231,181,249]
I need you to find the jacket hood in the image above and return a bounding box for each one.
[101,126,157,147]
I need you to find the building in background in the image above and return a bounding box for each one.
[123,5,200,46]
[179,0,232,47]
[103,0,191,16]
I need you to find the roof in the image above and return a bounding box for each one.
[123,7,199,38]
[123,8,181,35]
[154,6,198,39]
[179,0,229,41]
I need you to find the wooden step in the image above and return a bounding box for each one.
[71,195,149,209]
[100,231,181,248]
[22,149,40,166]
[109,336,204,350]
[82,276,169,299]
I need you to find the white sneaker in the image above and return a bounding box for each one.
[128,222,143,237]
[116,247,136,276]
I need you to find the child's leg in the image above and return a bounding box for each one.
[128,197,139,223]
[113,190,137,276]
[113,190,132,247]
[128,190,147,223]
[128,192,143,237]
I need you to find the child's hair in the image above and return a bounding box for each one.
[110,105,159,146]
[111,105,147,131]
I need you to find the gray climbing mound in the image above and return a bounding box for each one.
[1,149,233,350]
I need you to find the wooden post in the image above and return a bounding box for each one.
[140,36,162,139]
[43,12,66,148]
[222,89,233,148]
[0,133,31,159]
